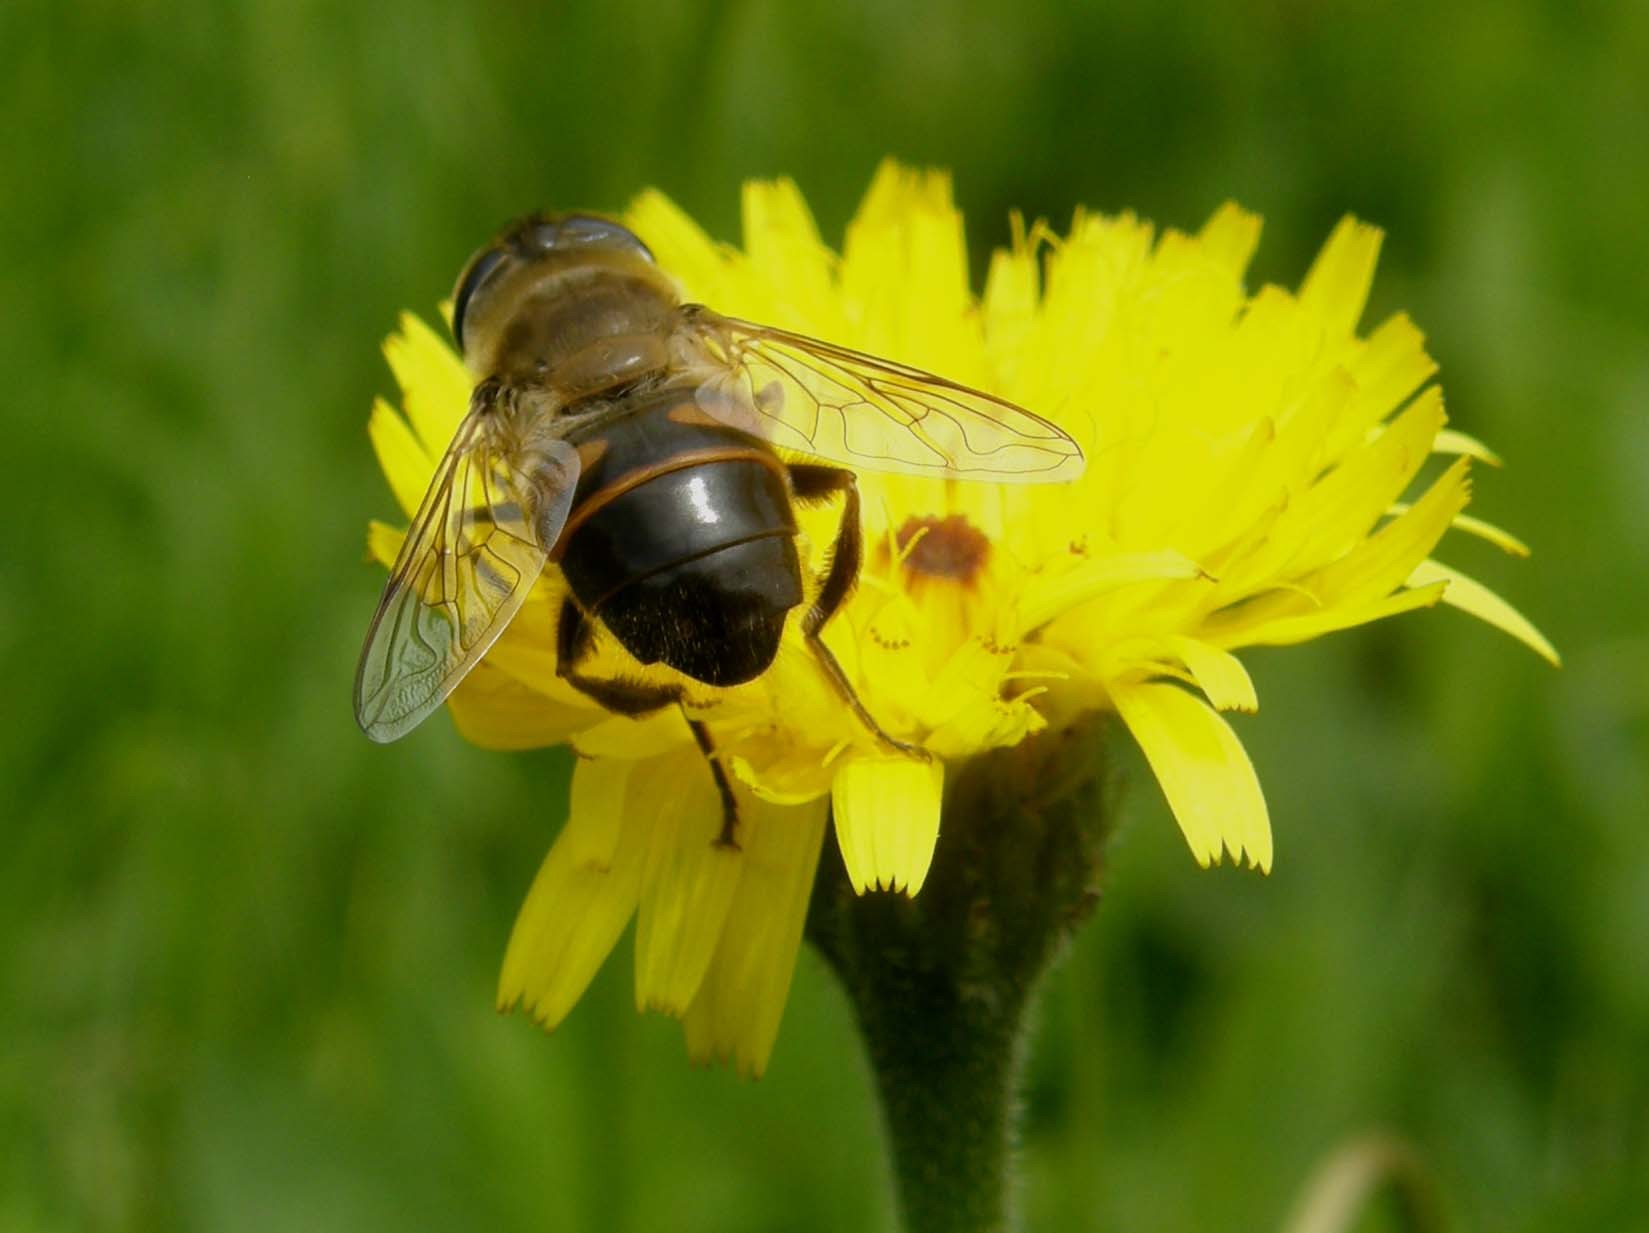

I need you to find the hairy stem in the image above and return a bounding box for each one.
[807,718,1113,1233]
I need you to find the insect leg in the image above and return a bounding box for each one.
[556,599,683,716]
[788,465,930,762]
[557,600,739,849]
[684,714,741,850]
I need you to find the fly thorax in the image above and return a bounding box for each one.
[492,272,675,396]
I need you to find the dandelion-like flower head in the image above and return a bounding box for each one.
[365,161,1552,1074]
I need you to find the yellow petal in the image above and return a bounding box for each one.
[1389,504,1532,558]
[742,177,841,334]
[982,214,1041,364]
[1215,581,1447,649]
[382,312,473,453]
[498,758,653,1028]
[473,584,598,710]
[727,745,836,806]
[1448,512,1531,558]
[842,161,977,380]
[367,398,432,519]
[1307,456,1471,608]
[1329,314,1437,456]
[830,755,945,895]
[1298,216,1382,338]
[1161,636,1259,713]
[447,662,600,751]
[1197,202,1262,279]
[625,189,729,302]
[1280,387,1448,578]
[925,693,1045,762]
[365,519,404,568]
[563,756,634,870]
[1208,455,1464,647]
[682,797,829,1077]
[634,754,745,1017]
[570,709,694,760]
[1021,551,1206,636]
[1433,428,1502,466]
[912,637,1017,736]
[1109,679,1272,871]
[1408,559,1560,665]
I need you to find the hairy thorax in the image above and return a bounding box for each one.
[491,272,677,398]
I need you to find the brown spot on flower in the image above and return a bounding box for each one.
[896,515,991,585]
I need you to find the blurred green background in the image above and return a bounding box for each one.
[6,1,1646,1229]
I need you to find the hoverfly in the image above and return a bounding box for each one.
[355,212,1084,841]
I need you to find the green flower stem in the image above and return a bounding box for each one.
[807,718,1113,1233]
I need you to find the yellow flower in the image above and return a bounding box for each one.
[363,160,1554,1075]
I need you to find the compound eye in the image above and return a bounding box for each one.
[452,245,509,352]
[525,214,654,263]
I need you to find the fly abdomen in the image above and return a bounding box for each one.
[557,451,804,687]
[596,531,802,686]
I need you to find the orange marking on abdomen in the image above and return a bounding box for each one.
[550,446,790,559]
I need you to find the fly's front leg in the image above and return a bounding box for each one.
[788,465,929,762]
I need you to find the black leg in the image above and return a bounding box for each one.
[685,715,741,850]
[789,465,864,639]
[556,599,682,716]
[788,465,930,761]
[557,599,741,846]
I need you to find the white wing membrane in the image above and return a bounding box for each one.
[681,308,1085,482]
[354,392,580,742]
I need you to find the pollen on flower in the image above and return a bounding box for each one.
[896,515,992,585]
[365,158,1552,1074]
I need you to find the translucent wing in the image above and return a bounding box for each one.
[679,307,1085,482]
[355,388,581,743]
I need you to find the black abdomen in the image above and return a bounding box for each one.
[557,399,803,686]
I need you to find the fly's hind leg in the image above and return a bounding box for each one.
[684,717,742,850]
[556,598,683,715]
[556,598,741,848]
[788,465,929,762]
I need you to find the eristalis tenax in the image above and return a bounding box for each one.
[355,212,1084,843]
